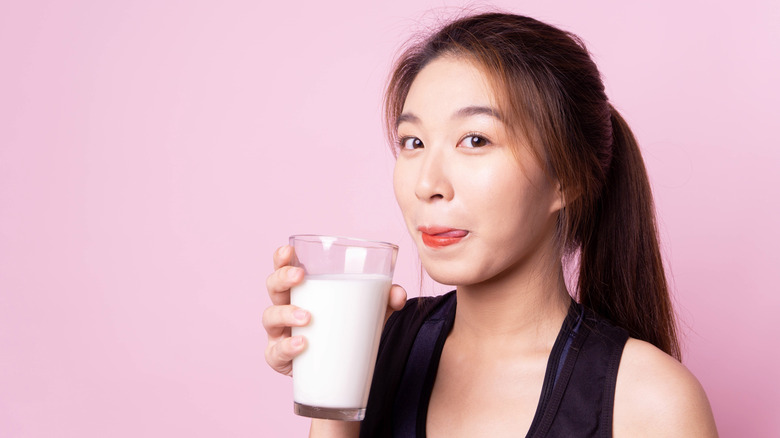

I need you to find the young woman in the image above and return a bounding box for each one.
[263,12,718,437]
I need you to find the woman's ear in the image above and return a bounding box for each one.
[549,181,565,214]
[551,182,580,214]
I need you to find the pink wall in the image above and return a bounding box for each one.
[1,1,778,436]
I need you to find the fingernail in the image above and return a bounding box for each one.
[290,336,303,348]
[293,309,308,321]
[287,268,300,281]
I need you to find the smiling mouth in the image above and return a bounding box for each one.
[418,226,469,248]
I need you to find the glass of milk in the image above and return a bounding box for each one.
[289,235,398,421]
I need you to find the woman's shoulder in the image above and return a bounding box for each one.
[613,338,718,437]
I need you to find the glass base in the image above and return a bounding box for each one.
[294,402,366,421]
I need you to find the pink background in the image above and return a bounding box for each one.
[1,0,778,436]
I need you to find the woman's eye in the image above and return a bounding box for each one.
[400,137,424,150]
[459,135,490,148]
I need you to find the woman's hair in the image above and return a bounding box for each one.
[384,12,680,360]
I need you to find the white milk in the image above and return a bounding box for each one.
[291,274,391,409]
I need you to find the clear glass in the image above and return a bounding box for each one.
[289,235,398,421]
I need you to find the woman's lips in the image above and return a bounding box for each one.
[418,226,469,248]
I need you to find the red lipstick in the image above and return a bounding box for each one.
[418,226,469,248]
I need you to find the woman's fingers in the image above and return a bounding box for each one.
[265,335,307,377]
[266,265,304,305]
[385,284,407,323]
[263,304,310,376]
[267,245,303,306]
[262,304,310,338]
[388,284,407,311]
[264,245,309,376]
[273,245,293,270]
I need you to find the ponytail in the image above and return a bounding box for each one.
[577,106,681,360]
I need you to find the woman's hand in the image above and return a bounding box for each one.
[262,244,407,377]
[263,245,308,376]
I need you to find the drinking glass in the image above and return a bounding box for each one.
[289,235,398,421]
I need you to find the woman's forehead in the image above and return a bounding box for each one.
[401,56,500,119]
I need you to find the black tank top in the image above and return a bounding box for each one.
[360,291,629,438]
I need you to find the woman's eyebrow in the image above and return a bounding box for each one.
[396,112,420,127]
[453,105,502,121]
[397,106,501,128]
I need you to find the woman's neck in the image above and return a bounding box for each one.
[452,257,571,353]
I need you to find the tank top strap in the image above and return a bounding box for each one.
[532,306,629,437]
[391,292,457,438]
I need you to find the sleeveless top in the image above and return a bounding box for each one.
[360,291,629,438]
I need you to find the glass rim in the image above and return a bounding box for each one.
[289,234,398,251]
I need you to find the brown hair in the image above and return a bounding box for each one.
[384,12,680,360]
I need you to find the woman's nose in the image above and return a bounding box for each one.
[414,149,454,202]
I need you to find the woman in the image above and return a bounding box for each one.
[263,12,718,437]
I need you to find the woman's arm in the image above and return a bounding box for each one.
[613,338,718,437]
[309,420,359,438]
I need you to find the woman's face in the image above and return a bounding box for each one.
[393,56,562,286]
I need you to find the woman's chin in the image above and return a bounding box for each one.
[421,264,479,288]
